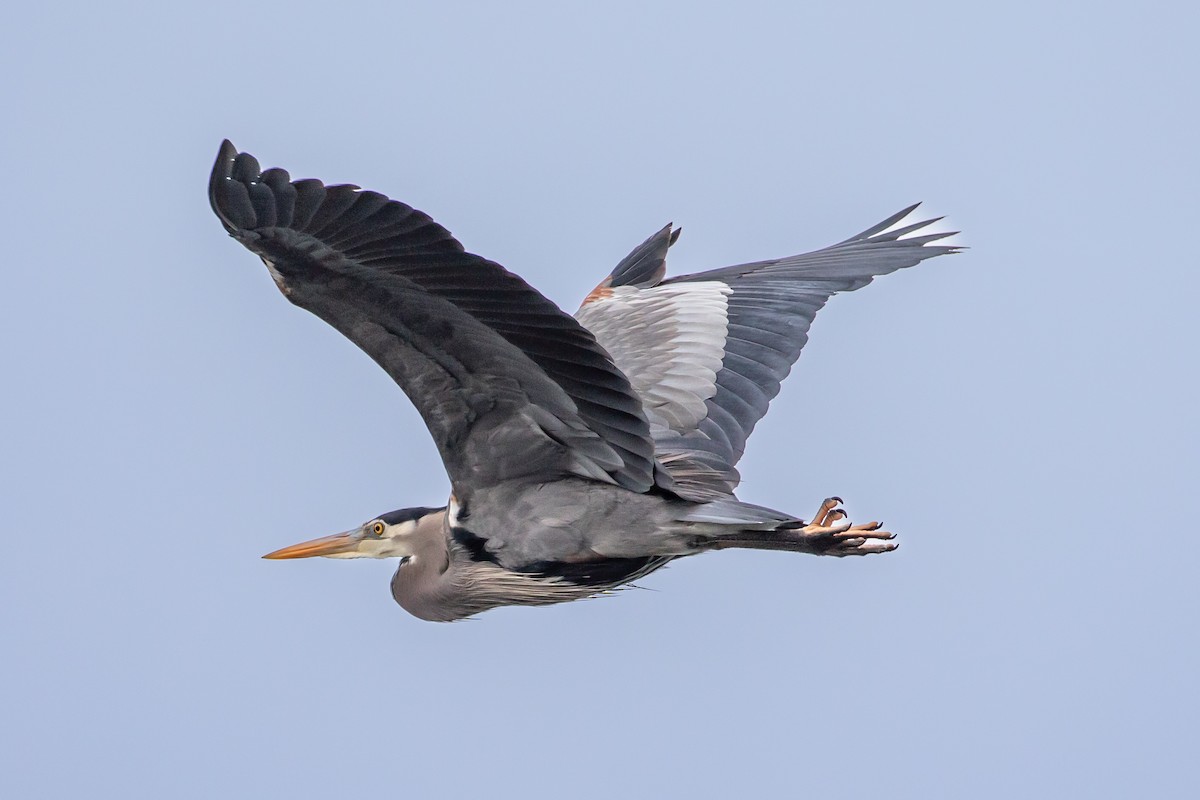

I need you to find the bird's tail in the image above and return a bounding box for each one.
[678,497,802,529]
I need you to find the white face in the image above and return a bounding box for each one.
[344,518,421,559]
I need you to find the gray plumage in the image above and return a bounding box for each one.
[579,209,958,495]
[210,141,960,622]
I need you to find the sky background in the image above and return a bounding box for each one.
[3,2,1197,797]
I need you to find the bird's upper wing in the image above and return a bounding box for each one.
[210,141,655,495]
[576,207,960,496]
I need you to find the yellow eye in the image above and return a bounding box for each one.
[372,522,385,536]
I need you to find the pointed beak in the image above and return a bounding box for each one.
[262,531,360,560]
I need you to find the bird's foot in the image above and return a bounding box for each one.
[788,496,897,557]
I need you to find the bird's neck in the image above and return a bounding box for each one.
[388,512,460,621]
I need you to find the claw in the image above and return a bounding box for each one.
[785,498,898,557]
[838,540,898,557]
[867,541,898,553]
[812,497,843,528]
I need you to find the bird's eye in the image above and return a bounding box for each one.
[372,522,385,536]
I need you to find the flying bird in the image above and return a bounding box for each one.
[209,141,959,621]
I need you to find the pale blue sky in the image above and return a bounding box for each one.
[3,2,1196,797]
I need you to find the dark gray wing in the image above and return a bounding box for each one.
[209,141,655,496]
[579,224,680,304]
[578,206,960,494]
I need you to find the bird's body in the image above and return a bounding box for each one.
[210,141,959,621]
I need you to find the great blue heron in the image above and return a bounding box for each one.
[209,141,959,621]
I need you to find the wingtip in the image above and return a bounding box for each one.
[209,141,236,228]
[209,139,261,233]
[844,203,926,242]
[879,204,969,249]
[212,140,238,183]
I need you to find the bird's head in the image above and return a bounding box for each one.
[262,506,445,561]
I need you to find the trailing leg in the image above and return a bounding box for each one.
[711,496,897,557]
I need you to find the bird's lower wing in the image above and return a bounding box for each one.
[577,207,960,495]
